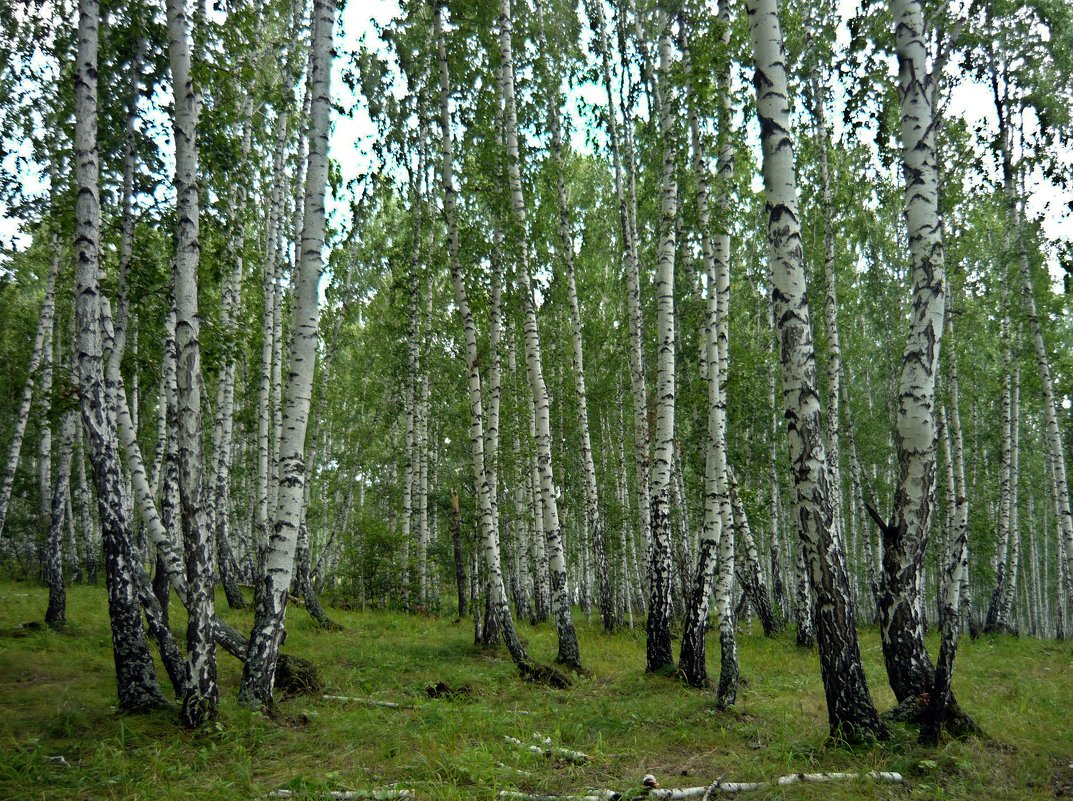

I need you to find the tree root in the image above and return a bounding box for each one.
[275,655,323,696]
[882,693,982,739]
[518,660,572,688]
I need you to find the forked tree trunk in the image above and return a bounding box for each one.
[240,0,335,707]
[746,0,885,742]
[921,291,975,744]
[497,0,581,671]
[878,0,948,707]
[73,0,167,713]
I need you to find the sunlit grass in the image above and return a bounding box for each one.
[1,580,1070,800]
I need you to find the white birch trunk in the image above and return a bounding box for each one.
[167,0,217,727]
[582,0,650,567]
[74,0,167,712]
[434,2,531,671]
[239,0,335,706]
[45,410,76,627]
[878,0,948,705]
[497,0,581,670]
[0,241,60,541]
[678,0,732,690]
[645,21,678,676]
[537,0,613,633]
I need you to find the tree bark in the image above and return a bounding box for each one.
[877,0,948,706]
[74,0,167,713]
[0,240,60,544]
[240,0,335,707]
[44,410,76,627]
[537,0,613,634]
[496,0,581,671]
[167,0,218,728]
[746,0,885,741]
[434,1,533,675]
[645,19,679,676]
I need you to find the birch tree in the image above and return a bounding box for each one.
[167,0,217,728]
[496,0,581,671]
[746,0,886,741]
[240,0,336,707]
[73,0,167,712]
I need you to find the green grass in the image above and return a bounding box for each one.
[1,580,1071,800]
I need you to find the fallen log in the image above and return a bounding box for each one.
[504,735,590,764]
[269,789,414,800]
[322,694,415,710]
[496,770,904,801]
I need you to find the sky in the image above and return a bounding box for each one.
[3,0,1070,282]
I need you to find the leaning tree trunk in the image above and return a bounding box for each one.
[73,0,167,713]
[746,0,886,742]
[167,0,218,728]
[645,18,679,676]
[730,470,780,637]
[239,0,335,707]
[0,239,59,544]
[877,0,948,708]
[496,0,581,671]
[434,1,533,676]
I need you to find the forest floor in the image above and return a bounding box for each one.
[0,580,1071,801]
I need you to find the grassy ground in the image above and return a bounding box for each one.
[1,580,1071,801]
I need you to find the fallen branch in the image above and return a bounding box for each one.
[497,771,904,801]
[321,695,415,710]
[499,792,617,801]
[504,735,590,764]
[269,789,414,800]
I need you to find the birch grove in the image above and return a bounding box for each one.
[1,0,1071,747]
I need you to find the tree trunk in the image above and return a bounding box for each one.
[921,293,975,744]
[240,0,335,707]
[211,99,254,612]
[497,0,581,671]
[167,0,218,728]
[730,471,780,637]
[73,0,167,713]
[583,0,651,576]
[877,0,948,707]
[645,19,679,676]
[0,239,60,543]
[44,410,76,627]
[746,0,885,741]
[434,2,532,674]
[537,0,613,634]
